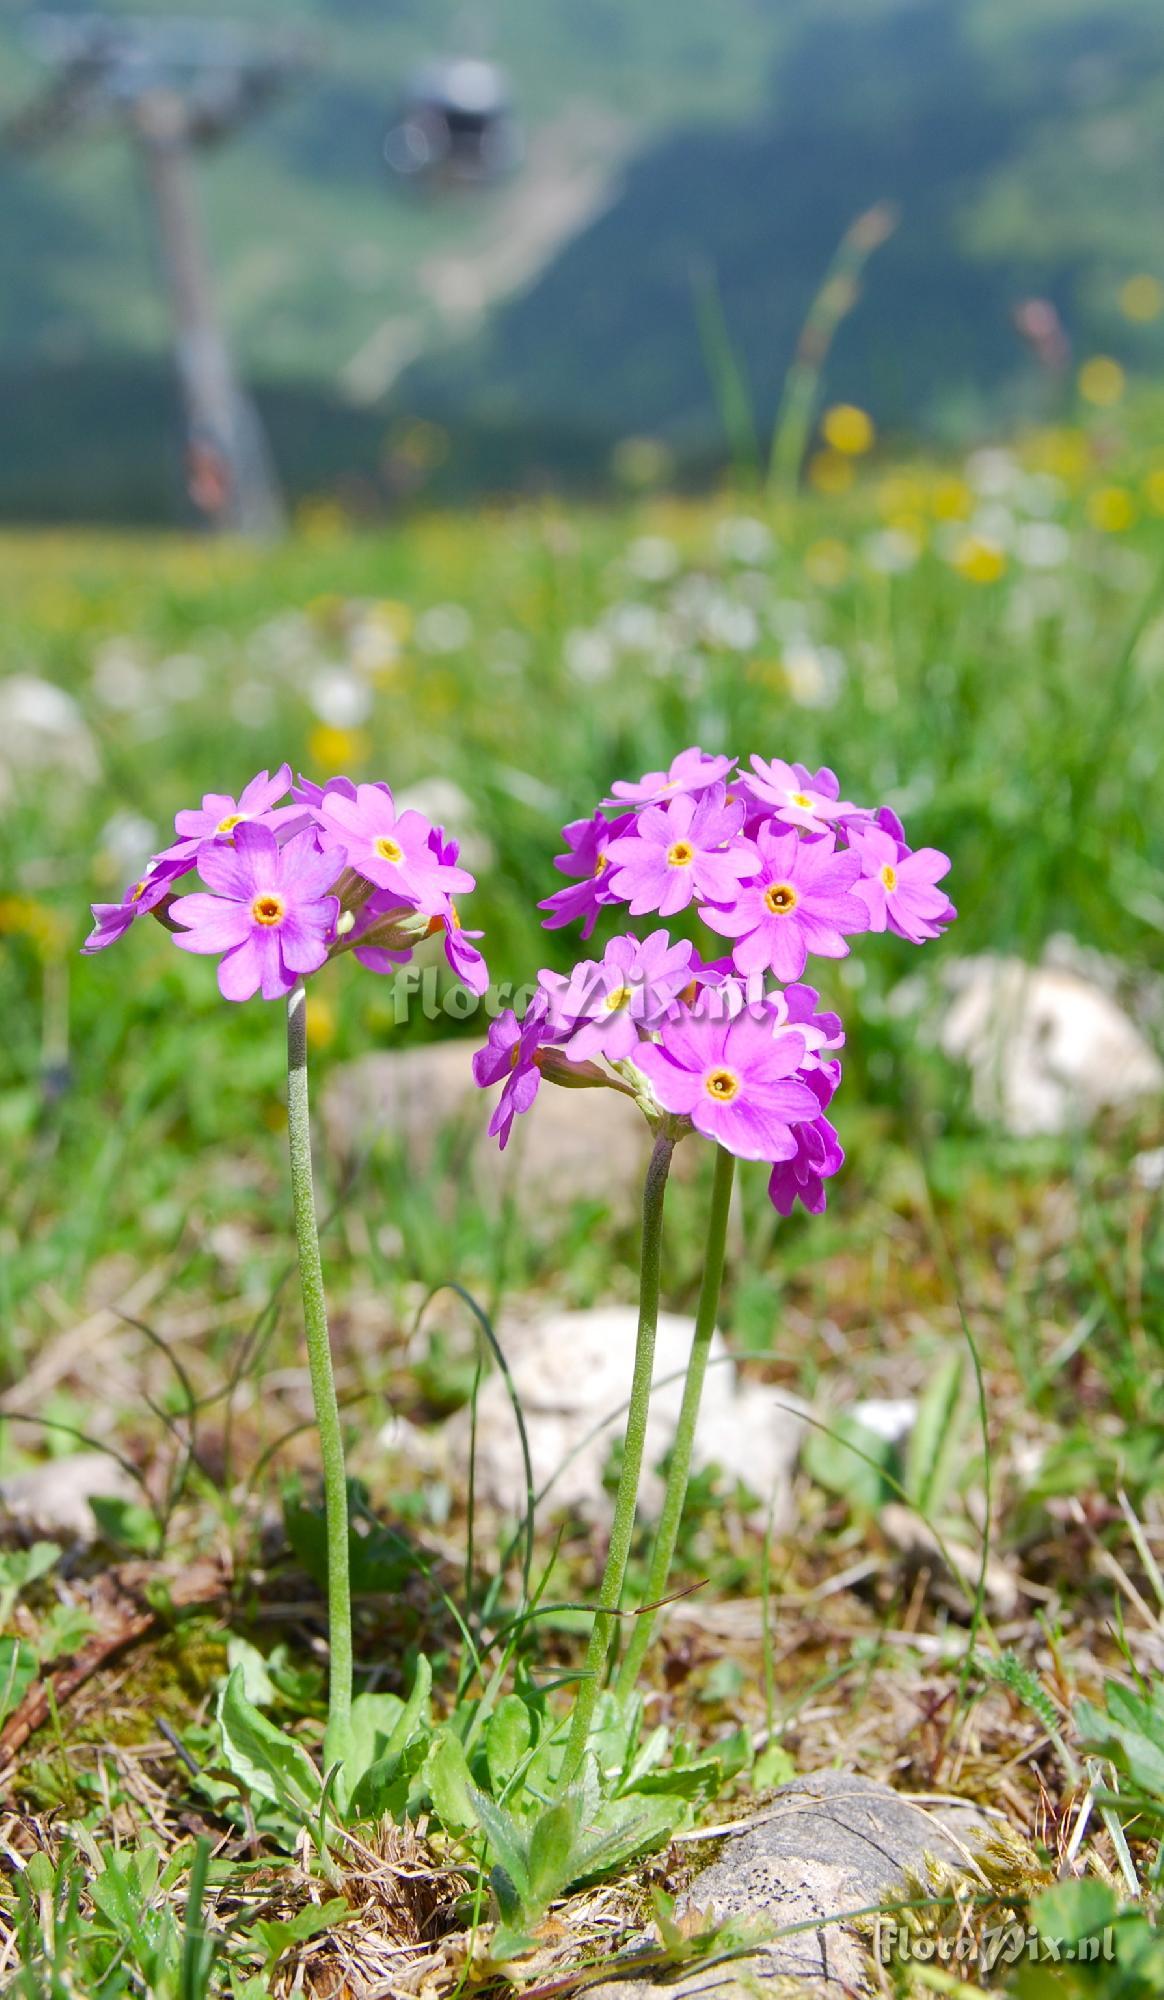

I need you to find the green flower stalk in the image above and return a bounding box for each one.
[558,1132,674,1789]
[616,1143,735,1698]
[287,980,353,1777]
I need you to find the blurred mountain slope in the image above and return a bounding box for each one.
[2,0,1164,514]
[409,0,1164,457]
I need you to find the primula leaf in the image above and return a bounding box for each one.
[348,1657,433,1817]
[347,1691,406,1792]
[1032,1878,1120,1946]
[576,1792,686,1878]
[487,1922,541,1963]
[252,1898,350,1972]
[623,1722,670,1790]
[387,1654,432,1761]
[90,1495,161,1555]
[467,1785,533,1906]
[90,1847,154,1954]
[217,1666,323,1820]
[284,1487,412,1595]
[752,1742,796,1791]
[226,1636,278,1709]
[803,1412,895,1512]
[485,1693,532,1794]
[0,1637,37,1728]
[0,1541,60,1597]
[1077,1685,1164,1805]
[905,1352,967,1517]
[526,1798,584,1909]
[423,1726,478,1835]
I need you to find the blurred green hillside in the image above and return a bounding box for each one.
[3,0,1164,518]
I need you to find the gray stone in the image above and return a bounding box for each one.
[0,1451,139,1543]
[322,1042,654,1214]
[587,1772,992,1997]
[396,1306,805,1530]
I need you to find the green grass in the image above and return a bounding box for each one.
[1,410,1164,1990]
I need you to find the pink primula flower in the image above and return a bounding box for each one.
[633,1004,819,1162]
[314,782,473,913]
[541,930,694,1061]
[156,764,302,864]
[605,746,736,810]
[849,824,956,944]
[743,757,859,835]
[702,825,869,981]
[603,786,758,917]
[169,822,340,1002]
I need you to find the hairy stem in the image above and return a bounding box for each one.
[558,1132,674,1788]
[286,981,353,1777]
[616,1143,735,1698]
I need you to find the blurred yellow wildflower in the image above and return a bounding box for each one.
[807,449,855,495]
[953,536,1006,584]
[876,471,926,517]
[308,723,370,768]
[296,497,349,542]
[1078,356,1126,408]
[1087,486,1137,533]
[1024,425,1090,485]
[305,994,337,1051]
[0,896,66,955]
[1119,274,1164,323]
[376,599,413,641]
[804,538,851,587]
[930,476,973,521]
[1144,467,1164,514]
[822,403,875,456]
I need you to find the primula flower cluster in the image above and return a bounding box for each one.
[83,764,488,1003]
[476,747,954,1214]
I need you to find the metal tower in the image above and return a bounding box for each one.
[8,14,313,536]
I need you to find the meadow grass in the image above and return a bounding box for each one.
[1,423,1163,1992]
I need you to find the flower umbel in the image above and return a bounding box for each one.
[82,763,489,1007]
[480,742,953,1219]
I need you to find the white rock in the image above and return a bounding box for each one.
[939,954,1164,1135]
[852,1397,917,1445]
[423,1307,806,1528]
[1133,1145,1164,1190]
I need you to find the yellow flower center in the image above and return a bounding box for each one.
[791,792,813,809]
[130,879,148,903]
[449,900,462,932]
[764,882,798,916]
[216,813,245,835]
[705,1066,740,1102]
[880,863,897,891]
[593,852,609,877]
[604,984,632,1012]
[251,892,286,927]
[666,839,696,867]
[375,835,404,864]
